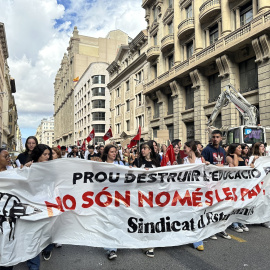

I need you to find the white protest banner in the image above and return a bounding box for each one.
[1,157,270,266]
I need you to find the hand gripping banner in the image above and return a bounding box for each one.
[1,157,270,266]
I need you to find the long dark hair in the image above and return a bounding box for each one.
[227,143,240,159]
[146,140,160,166]
[185,141,201,158]
[102,144,117,162]
[241,144,250,157]
[24,136,38,153]
[137,142,160,167]
[31,144,52,162]
[172,141,183,164]
[252,142,265,156]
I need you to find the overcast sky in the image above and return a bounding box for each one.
[0,0,146,139]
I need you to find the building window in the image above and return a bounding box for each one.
[208,73,221,103]
[187,41,193,59]
[168,21,173,34]
[186,122,194,141]
[153,64,158,78]
[153,127,159,139]
[116,105,120,115]
[153,99,159,118]
[153,34,157,46]
[210,24,219,45]
[126,120,130,131]
[153,6,157,21]
[167,94,173,115]
[92,87,105,96]
[136,71,142,83]
[213,114,222,128]
[126,100,130,111]
[92,100,105,108]
[137,93,142,106]
[240,2,253,26]
[116,88,120,97]
[185,85,194,109]
[168,54,174,69]
[126,80,130,91]
[137,115,144,128]
[239,57,258,93]
[92,112,105,121]
[92,75,105,84]
[116,123,121,134]
[92,124,105,133]
[169,0,173,8]
[167,124,174,142]
[186,4,192,19]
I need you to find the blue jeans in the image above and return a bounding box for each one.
[193,241,203,248]
[232,222,243,228]
[104,248,117,254]
[27,244,54,270]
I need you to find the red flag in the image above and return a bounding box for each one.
[81,140,86,151]
[160,144,176,166]
[86,129,95,142]
[103,127,113,141]
[77,140,80,146]
[127,126,141,149]
[57,145,61,150]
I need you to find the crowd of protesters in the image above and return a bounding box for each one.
[0,129,270,269]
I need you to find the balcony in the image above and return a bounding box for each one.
[177,18,195,39]
[146,46,160,62]
[199,0,221,24]
[161,34,174,52]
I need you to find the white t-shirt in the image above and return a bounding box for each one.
[183,156,203,164]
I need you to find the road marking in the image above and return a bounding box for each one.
[229,234,247,242]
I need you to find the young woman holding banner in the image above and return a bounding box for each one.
[226,143,249,233]
[183,141,207,251]
[133,142,160,258]
[248,142,270,228]
[25,144,54,269]
[102,144,124,260]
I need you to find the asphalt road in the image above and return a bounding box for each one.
[14,224,270,270]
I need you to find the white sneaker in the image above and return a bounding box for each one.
[232,226,243,233]
[210,234,217,240]
[240,224,249,232]
[262,222,270,228]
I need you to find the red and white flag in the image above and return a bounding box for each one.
[128,126,141,149]
[86,129,95,142]
[77,140,80,147]
[160,144,176,166]
[103,127,113,141]
[81,140,86,151]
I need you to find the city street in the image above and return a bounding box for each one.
[14,224,270,270]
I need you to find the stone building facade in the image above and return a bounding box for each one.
[74,62,111,145]
[0,22,18,151]
[107,31,150,145]
[54,27,129,147]
[35,117,54,147]
[141,0,270,145]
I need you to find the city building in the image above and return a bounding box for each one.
[107,30,150,145]
[15,125,23,152]
[35,117,54,147]
[74,62,111,145]
[54,27,129,146]
[141,0,270,144]
[0,22,18,151]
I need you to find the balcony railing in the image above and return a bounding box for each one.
[178,18,195,39]
[199,0,220,13]
[199,0,221,23]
